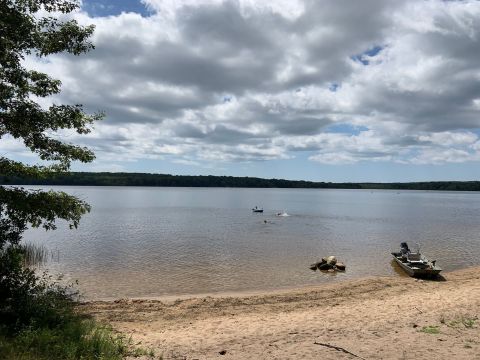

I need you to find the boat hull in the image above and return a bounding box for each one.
[391,253,442,278]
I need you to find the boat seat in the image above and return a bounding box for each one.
[407,253,421,261]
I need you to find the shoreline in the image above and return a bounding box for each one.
[81,266,480,359]
[5,174,480,192]
[82,259,413,303]
[81,276,359,303]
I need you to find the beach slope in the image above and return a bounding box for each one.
[81,267,480,359]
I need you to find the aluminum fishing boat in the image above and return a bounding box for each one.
[391,242,442,278]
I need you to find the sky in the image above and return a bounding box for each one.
[5,0,480,182]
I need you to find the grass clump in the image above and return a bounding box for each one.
[461,317,477,328]
[447,315,478,329]
[0,320,131,360]
[420,325,440,334]
[21,243,50,267]
[0,246,153,360]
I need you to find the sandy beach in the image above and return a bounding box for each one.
[80,267,480,359]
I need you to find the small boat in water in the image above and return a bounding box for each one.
[391,242,441,278]
[252,206,263,213]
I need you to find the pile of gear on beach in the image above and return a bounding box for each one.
[310,256,346,272]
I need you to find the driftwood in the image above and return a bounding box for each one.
[314,341,365,359]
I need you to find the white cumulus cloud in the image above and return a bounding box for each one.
[10,0,480,169]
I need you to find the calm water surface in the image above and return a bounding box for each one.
[24,186,480,299]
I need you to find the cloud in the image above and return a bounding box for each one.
[11,0,480,168]
[411,148,477,165]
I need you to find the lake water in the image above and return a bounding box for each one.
[23,186,480,299]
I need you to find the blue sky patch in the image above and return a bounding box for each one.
[364,45,383,57]
[325,123,369,135]
[82,0,151,17]
[329,83,340,92]
[351,45,384,65]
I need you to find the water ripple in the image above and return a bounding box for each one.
[24,187,480,299]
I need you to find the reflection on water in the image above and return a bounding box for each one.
[23,187,480,299]
[389,259,410,278]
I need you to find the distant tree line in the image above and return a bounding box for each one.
[1,172,480,191]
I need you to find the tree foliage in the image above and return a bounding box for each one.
[0,0,101,330]
[0,0,100,234]
[3,172,480,191]
[1,0,102,177]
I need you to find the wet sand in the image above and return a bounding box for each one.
[80,267,480,359]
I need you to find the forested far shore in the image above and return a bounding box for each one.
[1,172,480,191]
